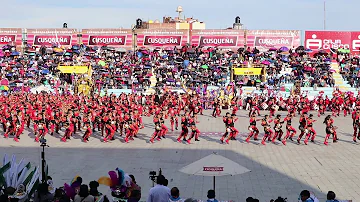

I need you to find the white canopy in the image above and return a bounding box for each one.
[30,85,50,93]
[179,153,250,177]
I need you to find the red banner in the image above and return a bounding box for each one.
[0,28,22,49]
[82,29,132,48]
[0,35,16,45]
[304,31,360,53]
[137,29,188,47]
[26,29,78,47]
[199,36,238,47]
[246,30,301,51]
[88,35,126,46]
[143,35,182,46]
[33,35,72,46]
[191,30,245,49]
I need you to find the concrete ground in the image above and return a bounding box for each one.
[0,110,358,201]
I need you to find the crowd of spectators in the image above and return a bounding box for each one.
[0,174,341,202]
[1,43,353,95]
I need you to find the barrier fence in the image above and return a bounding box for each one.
[1,28,359,53]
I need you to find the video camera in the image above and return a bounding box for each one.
[149,168,162,185]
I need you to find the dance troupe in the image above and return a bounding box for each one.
[0,88,359,146]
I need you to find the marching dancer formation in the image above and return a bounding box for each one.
[1,88,360,146]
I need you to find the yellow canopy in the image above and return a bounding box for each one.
[58,66,89,74]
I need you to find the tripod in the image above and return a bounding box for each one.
[40,137,49,184]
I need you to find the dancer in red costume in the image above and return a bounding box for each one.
[159,114,168,138]
[324,115,338,145]
[14,111,25,142]
[169,106,179,131]
[282,114,296,145]
[61,113,74,142]
[304,114,317,144]
[187,115,200,144]
[261,115,273,145]
[352,108,360,142]
[82,112,92,142]
[177,114,189,142]
[35,119,48,142]
[297,113,308,144]
[226,114,239,142]
[272,114,284,143]
[246,113,260,143]
[104,115,117,142]
[221,113,239,144]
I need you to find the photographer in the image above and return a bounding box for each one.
[146,175,170,202]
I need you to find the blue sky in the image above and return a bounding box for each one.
[0,0,359,31]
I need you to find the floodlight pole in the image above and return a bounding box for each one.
[323,0,326,30]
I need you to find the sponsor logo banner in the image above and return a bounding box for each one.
[33,35,72,46]
[304,31,360,53]
[234,68,263,75]
[254,36,293,48]
[88,35,126,46]
[305,31,351,51]
[0,35,16,45]
[203,167,224,172]
[143,35,182,46]
[199,36,237,47]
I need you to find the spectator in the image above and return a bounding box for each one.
[206,190,218,202]
[169,187,183,202]
[34,183,54,202]
[128,190,141,202]
[54,188,70,202]
[74,185,95,202]
[184,199,198,202]
[326,191,339,202]
[299,190,319,202]
[129,174,141,192]
[0,194,9,202]
[146,175,170,202]
[246,197,254,202]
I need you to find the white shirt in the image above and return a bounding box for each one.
[146,185,170,202]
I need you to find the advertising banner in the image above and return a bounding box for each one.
[136,29,188,47]
[246,30,301,51]
[234,68,262,76]
[0,28,22,48]
[26,28,78,47]
[191,30,245,49]
[81,29,132,48]
[304,31,360,54]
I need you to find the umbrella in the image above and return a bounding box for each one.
[0,86,9,91]
[268,47,277,51]
[98,60,106,66]
[0,78,9,86]
[279,46,289,52]
[116,48,127,52]
[329,69,336,73]
[179,153,251,190]
[304,48,313,53]
[255,79,261,83]
[279,52,290,56]
[261,60,270,65]
[41,69,50,74]
[201,65,209,69]
[11,52,20,56]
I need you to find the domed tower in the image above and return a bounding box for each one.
[176,6,183,19]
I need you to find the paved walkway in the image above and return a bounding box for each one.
[0,110,358,201]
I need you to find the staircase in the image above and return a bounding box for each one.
[145,68,157,94]
[330,61,352,92]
